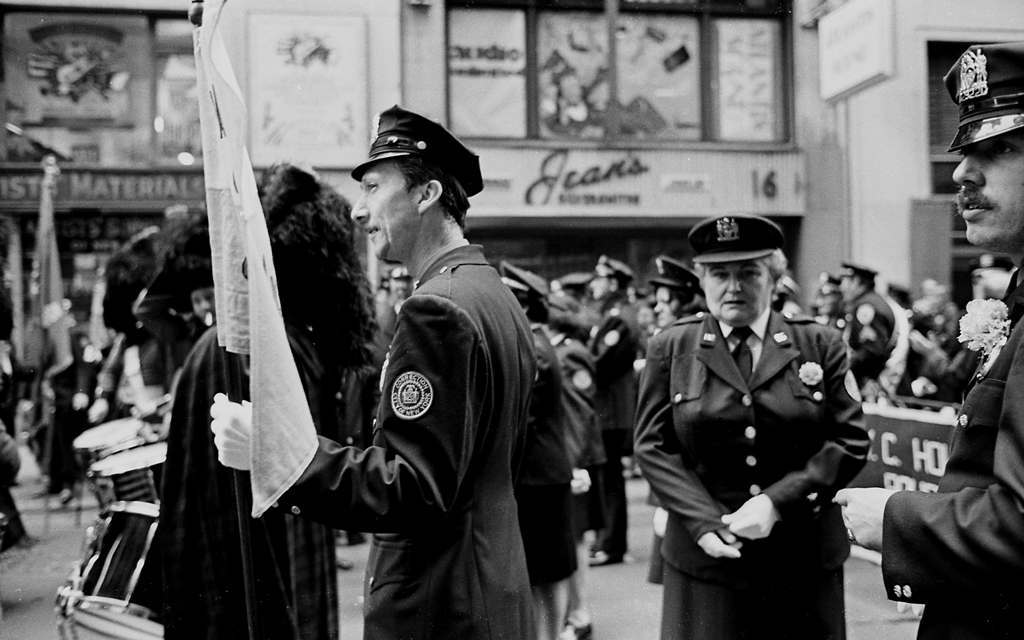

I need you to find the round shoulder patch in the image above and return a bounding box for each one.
[390,371,433,420]
[603,329,621,347]
[571,369,593,391]
[856,303,875,325]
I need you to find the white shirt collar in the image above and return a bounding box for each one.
[718,305,772,342]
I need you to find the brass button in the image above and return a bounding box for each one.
[741,394,752,407]
[745,455,757,467]
[439,266,448,273]
[749,484,761,496]
[958,414,968,427]
[290,505,301,516]
[812,391,824,402]
[744,426,756,439]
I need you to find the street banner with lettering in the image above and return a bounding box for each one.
[847,403,956,493]
[193,0,317,517]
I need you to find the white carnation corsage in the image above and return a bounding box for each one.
[959,299,1010,373]
[798,361,824,386]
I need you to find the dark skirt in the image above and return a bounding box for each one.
[570,464,606,541]
[517,483,578,585]
[660,561,846,640]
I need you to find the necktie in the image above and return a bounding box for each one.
[731,326,754,382]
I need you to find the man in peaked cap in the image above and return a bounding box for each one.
[649,255,704,331]
[500,261,579,640]
[838,261,897,399]
[587,254,641,567]
[211,105,537,640]
[838,42,1024,640]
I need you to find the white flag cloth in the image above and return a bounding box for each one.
[194,1,318,517]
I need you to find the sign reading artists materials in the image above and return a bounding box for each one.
[471,146,806,217]
[846,403,955,493]
[818,0,894,101]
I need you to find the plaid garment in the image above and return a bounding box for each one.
[158,326,338,640]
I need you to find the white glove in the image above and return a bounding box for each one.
[696,529,743,559]
[653,507,668,537]
[209,393,253,470]
[570,468,591,495]
[721,494,780,540]
[88,398,110,423]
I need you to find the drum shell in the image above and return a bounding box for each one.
[88,443,166,509]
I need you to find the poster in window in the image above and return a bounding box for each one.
[248,14,368,167]
[156,54,201,162]
[537,12,610,140]
[714,19,781,141]
[616,14,700,140]
[4,13,145,124]
[449,10,527,138]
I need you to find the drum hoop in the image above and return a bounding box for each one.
[73,595,163,632]
[106,501,160,519]
[90,443,167,477]
[73,419,144,452]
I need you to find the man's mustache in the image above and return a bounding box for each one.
[957,188,993,212]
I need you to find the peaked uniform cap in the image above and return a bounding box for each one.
[352,105,483,197]
[595,255,634,283]
[650,255,702,297]
[688,215,784,264]
[500,261,549,298]
[944,42,1024,151]
[840,262,878,280]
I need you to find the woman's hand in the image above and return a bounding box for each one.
[721,494,780,540]
[696,529,743,559]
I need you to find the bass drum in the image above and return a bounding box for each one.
[57,501,164,639]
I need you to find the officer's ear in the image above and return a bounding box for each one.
[416,179,443,214]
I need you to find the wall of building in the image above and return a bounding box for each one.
[839,0,1024,290]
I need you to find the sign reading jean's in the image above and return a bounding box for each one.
[846,404,955,493]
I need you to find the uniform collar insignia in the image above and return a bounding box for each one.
[958,48,989,103]
[702,332,716,345]
[773,331,788,344]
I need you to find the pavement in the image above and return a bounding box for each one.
[1,447,920,639]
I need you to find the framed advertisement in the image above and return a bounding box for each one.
[4,13,146,125]
[248,14,369,168]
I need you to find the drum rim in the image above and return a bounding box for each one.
[73,419,144,452]
[106,501,160,518]
[89,442,167,477]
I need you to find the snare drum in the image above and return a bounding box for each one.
[88,443,167,509]
[57,501,164,639]
[73,418,145,467]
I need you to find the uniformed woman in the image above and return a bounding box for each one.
[634,215,869,640]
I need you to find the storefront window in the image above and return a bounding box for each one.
[448,9,528,138]
[446,0,788,144]
[537,12,609,140]
[615,14,700,140]
[712,18,782,141]
[2,12,200,166]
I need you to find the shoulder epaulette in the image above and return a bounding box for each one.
[672,311,707,326]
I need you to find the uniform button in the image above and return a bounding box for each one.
[903,585,912,598]
[290,505,301,516]
[673,393,683,404]
[749,484,761,496]
[958,414,968,427]
[893,585,901,598]
[439,266,448,273]
[745,455,757,467]
[744,426,756,439]
[335,391,344,401]
[272,501,279,509]
[741,394,752,407]
[812,391,824,402]
[806,492,818,502]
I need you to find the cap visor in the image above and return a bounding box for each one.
[351,151,415,180]
[947,114,1024,151]
[693,248,775,264]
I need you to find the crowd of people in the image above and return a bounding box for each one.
[2,29,1023,640]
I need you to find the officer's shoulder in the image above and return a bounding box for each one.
[671,311,708,327]
[782,312,816,325]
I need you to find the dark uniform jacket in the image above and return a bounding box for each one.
[519,324,571,486]
[280,244,536,640]
[635,311,869,586]
[591,292,639,435]
[552,334,605,469]
[845,289,896,384]
[882,277,1024,640]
